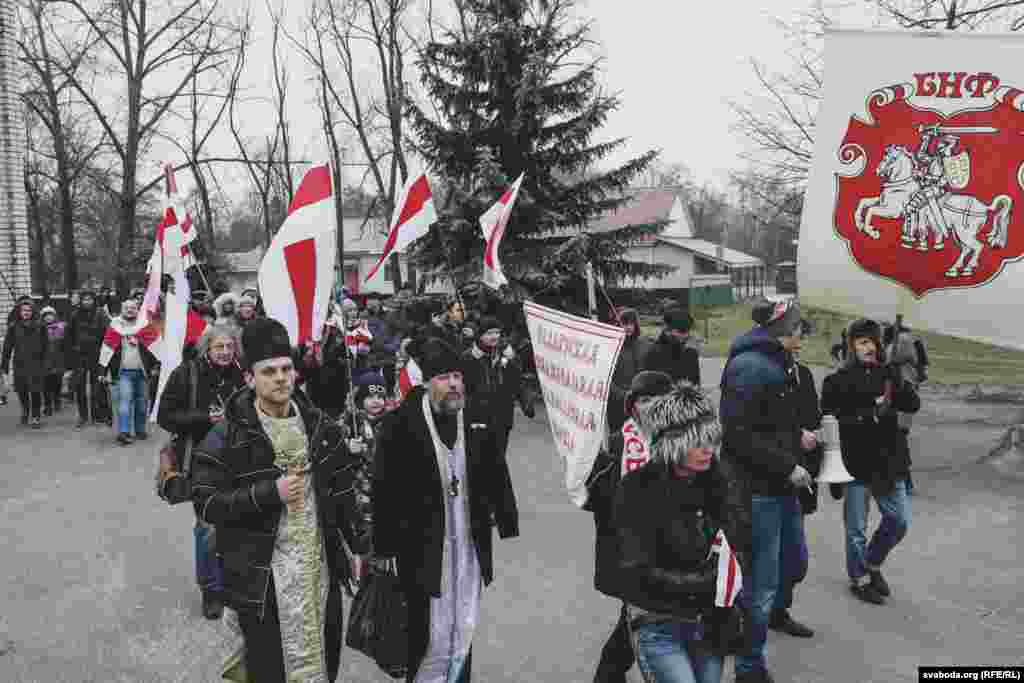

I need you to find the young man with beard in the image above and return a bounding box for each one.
[461,317,534,462]
[2,296,48,428]
[821,318,920,605]
[158,323,247,620]
[719,299,813,683]
[68,290,111,427]
[642,307,701,386]
[373,338,520,682]
[191,318,371,682]
[98,299,159,445]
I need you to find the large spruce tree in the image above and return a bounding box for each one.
[406,0,674,301]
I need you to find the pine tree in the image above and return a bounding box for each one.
[406,0,674,301]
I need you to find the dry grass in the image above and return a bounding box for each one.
[640,303,1024,386]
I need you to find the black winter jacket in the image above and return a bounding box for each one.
[190,388,372,615]
[608,334,654,432]
[2,318,48,390]
[157,358,246,445]
[461,345,524,430]
[372,386,520,598]
[610,458,749,619]
[791,361,823,514]
[67,307,109,369]
[642,331,701,386]
[583,434,625,598]
[820,360,920,489]
[719,328,802,496]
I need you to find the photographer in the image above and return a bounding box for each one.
[821,318,920,605]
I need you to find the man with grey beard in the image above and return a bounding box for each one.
[373,338,520,682]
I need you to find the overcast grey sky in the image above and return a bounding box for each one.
[195,0,881,201]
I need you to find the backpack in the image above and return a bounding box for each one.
[155,361,199,505]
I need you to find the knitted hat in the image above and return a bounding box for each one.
[353,370,388,405]
[752,299,802,337]
[241,318,292,368]
[663,307,693,333]
[40,306,57,318]
[238,293,257,307]
[418,338,463,381]
[624,371,674,418]
[632,379,722,466]
[16,295,33,308]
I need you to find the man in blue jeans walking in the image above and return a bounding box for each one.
[821,318,919,605]
[98,299,158,445]
[720,300,810,683]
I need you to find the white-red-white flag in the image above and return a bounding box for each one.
[258,164,337,346]
[98,318,163,369]
[479,172,524,290]
[365,173,437,282]
[710,530,743,608]
[142,164,199,321]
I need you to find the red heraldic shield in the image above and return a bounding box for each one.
[834,84,1024,296]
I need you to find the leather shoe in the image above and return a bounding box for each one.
[116,433,134,446]
[735,669,776,683]
[135,431,148,441]
[868,569,891,597]
[850,581,885,605]
[768,608,814,637]
[202,590,224,620]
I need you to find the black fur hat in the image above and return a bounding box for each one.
[624,371,674,417]
[242,317,292,368]
[846,318,884,363]
[418,338,463,381]
[632,379,722,466]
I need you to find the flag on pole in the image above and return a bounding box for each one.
[479,173,524,290]
[710,530,743,608]
[142,164,199,322]
[258,164,338,346]
[365,173,437,282]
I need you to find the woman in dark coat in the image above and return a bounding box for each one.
[40,306,69,415]
[157,322,246,620]
[2,296,48,427]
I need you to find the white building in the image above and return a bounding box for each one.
[588,188,767,303]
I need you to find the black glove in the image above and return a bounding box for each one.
[829,483,845,500]
[521,402,535,419]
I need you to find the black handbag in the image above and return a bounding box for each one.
[156,362,198,505]
[345,563,409,679]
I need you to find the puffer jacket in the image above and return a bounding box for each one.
[583,433,626,599]
[820,359,920,489]
[610,458,749,620]
[190,387,372,615]
[719,327,802,496]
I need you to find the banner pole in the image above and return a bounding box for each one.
[586,262,597,321]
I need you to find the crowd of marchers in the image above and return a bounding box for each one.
[0,284,929,683]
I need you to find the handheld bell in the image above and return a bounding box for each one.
[817,415,854,484]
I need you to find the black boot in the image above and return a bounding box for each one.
[850,581,885,605]
[868,569,891,597]
[768,608,814,637]
[202,590,224,620]
[735,669,776,683]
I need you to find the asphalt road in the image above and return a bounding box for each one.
[2,362,1022,682]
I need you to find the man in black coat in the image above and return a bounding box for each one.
[719,299,813,683]
[67,290,112,427]
[190,318,371,682]
[641,306,701,386]
[821,318,920,606]
[373,338,520,682]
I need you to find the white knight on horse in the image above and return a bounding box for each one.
[854,125,1012,278]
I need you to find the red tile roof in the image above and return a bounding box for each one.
[586,187,681,233]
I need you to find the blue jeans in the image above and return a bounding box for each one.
[735,494,803,674]
[632,621,722,683]
[194,516,224,592]
[774,504,808,610]
[843,479,910,581]
[117,368,148,435]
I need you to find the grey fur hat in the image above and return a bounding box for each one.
[632,380,722,466]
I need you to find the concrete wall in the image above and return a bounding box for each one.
[0,1,30,341]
